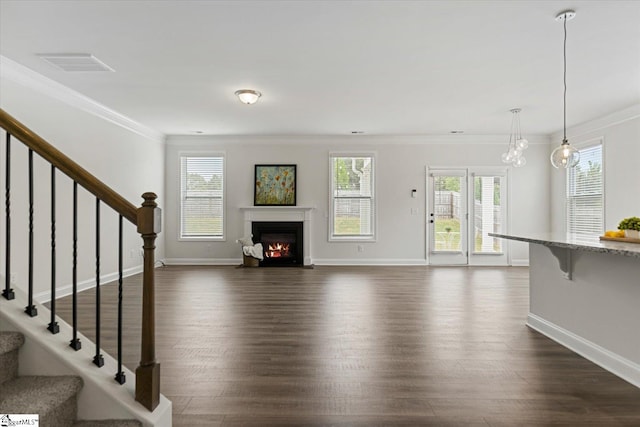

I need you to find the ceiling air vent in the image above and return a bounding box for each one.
[37,53,115,72]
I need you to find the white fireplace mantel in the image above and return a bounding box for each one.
[239,206,314,265]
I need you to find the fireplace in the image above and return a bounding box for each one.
[241,206,313,266]
[252,221,303,267]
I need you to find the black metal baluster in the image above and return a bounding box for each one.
[115,215,125,384]
[3,133,14,300]
[69,182,81,350]
[93,197,104,367]
[48,165,59,334]
[25,149,37,317]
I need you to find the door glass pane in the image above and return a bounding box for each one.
[434,176,462,252]
[473,176,502,253]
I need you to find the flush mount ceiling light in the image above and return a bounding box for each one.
[234,89,261,105]
[550,10,580,169]
[501,108,529,168]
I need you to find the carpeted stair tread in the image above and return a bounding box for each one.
[74,420,142,427]
[0,331,24,385]
[0,334,144,425]
[0,375,83,415]
[0,331,24,354]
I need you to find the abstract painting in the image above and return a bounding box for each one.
[254,164,297,206]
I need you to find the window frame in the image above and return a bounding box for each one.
[178,152,226,241]
[328,152,377,242]
[565,138,604,236]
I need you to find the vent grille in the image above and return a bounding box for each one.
[37,53,115,72]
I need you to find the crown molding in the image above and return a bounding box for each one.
[0,55,165,143]
[166,133,550,146]
[550,104,640,143]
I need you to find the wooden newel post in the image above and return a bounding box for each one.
[135,192,161,411]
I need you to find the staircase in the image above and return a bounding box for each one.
[0,331,141,426]
[0,109,171,425]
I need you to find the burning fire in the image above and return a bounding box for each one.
[265,242,290,258]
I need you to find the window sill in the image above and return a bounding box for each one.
[329,236,376,243]
[179,236,226,242]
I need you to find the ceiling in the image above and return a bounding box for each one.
[1,0,639,137]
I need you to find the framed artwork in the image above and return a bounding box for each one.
[254,164,297,206]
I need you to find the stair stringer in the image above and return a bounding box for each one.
[0,288,172,427]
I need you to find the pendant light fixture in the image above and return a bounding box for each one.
[501,108,528,168]
[550,10,580,169]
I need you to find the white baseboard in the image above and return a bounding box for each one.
[163,258,241,266]
[527,313,640,388]
[314,258,428,266]
[163,258,429,266]
[34,264,143,303]
[160,258,526,267]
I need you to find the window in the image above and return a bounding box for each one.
[180,155,224,239]
[330,154,375,240]
[566,141,603,236]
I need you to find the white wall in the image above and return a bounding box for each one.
[550,105,640,233]
[165,135,551,265]
[528,243,640,388]
[0,75,166,300]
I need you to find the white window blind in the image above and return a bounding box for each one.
[330,155,375,239]
[180,156,224,238]
[566,143,603,236]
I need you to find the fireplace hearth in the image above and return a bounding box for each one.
[252,221,303,267]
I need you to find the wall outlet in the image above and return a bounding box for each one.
[10,273,17,285]
[129,249,136,259]
[411,207,418,215]
[138,248,144,258]
[357,245,364,253]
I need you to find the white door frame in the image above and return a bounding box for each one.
[427,166,509,266]
[468,168,509,266]
[427,168,468,265]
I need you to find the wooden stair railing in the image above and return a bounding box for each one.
[0,108,161,411]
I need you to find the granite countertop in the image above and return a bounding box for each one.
[489,232,640,258]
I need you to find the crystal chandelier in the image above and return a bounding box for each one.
[501,108,528,168]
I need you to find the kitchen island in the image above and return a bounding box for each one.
[490,232,640,388]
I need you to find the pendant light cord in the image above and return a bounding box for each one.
[563,16,568,142]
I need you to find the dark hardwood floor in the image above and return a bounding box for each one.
[54,265,640,426]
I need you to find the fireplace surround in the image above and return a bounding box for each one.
[240,206,313,266]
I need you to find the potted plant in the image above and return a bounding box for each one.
[618,216,640,239]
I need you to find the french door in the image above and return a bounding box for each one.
[427,168,509,266]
